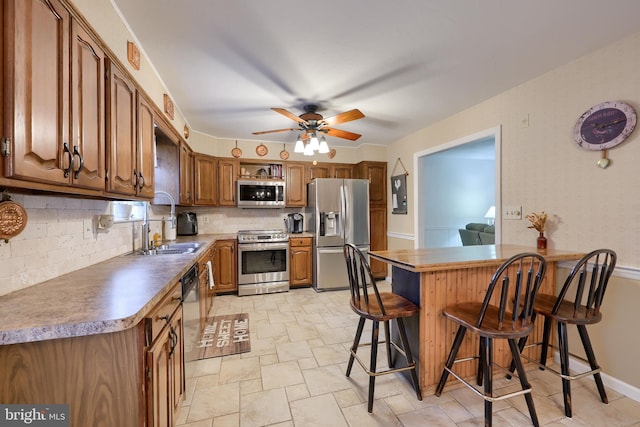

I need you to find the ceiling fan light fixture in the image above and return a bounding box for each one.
[318,136,329,154]
[303,142,314,156]
[294,135,305,153]
[309,133,320,151]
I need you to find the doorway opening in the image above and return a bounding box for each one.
[413,126,501,249]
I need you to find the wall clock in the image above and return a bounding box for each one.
[574,101,636,150]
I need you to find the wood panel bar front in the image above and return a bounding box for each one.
[370,244,584,395]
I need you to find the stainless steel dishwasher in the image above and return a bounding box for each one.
[181,263,200,355]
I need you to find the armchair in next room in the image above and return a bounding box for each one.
[459,223,495,246]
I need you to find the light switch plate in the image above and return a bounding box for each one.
[503,206,522,220]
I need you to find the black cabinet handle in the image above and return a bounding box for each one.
[73,145,84,179]
[63,143,74,178]
[138,173,145,189]
[133,169,139,187]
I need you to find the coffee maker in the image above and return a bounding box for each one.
[286,213,304,234]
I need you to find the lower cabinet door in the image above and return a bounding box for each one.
[146,306,185,427]
[147,326,172,427]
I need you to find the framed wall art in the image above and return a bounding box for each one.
[391,158,409,215]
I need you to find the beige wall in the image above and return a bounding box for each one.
[187,132,387,164]
[385,32,640,390]
[387,32,640,267]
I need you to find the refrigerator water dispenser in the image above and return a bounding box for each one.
[320,212,340,236]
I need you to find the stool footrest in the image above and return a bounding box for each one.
[350,339,416,377]
[521,341,602,381]
[444,359,532,402]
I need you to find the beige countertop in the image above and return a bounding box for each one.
[370,244,585,273]
[0,234,235,346]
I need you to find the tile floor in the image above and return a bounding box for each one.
[176,284,640,427]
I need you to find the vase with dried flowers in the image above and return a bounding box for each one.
[526,211,548,250]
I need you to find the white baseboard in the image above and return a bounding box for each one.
[553,354,640,402]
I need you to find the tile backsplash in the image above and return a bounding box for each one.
[0,194,305,296]
[0,194,133,296]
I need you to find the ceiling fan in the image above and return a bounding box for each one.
[252,104,365,141]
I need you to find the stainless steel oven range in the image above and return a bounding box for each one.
[237,229,289,296]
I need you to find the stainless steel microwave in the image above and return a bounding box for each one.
[237,179,285,208]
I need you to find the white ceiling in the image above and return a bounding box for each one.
[112,0,640,148]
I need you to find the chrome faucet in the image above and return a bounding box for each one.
[142,201,150,254]
[154,191,176,229]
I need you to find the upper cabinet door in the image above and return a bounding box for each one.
[137,93,155,198]
[71,21,105,190]
[3,0,71,185]
[106,60,137,196]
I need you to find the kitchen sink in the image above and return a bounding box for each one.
[130,242,203,256]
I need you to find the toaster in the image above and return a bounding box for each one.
[177,212,198,236]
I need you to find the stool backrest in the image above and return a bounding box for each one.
[343,243,385,316]
[553,249,616,318]
[477,253,547,330]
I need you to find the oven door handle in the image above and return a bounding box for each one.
[238,242,289,250]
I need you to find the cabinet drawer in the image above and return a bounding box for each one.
[289,237,312,247]
[146,282,182,344]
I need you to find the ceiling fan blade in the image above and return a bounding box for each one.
[252,128,296,135]
[272,108,307,124]
[325,128,362,141]
[322,109,365,126]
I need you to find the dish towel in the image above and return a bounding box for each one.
[206,260,215,290]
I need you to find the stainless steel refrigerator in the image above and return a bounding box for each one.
[308,178,370,291]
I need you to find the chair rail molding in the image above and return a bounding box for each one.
[387,231,414,240]
[557,261,640,281]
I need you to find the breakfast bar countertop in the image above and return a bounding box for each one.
[0,234,235,346]
[369,244,585,273]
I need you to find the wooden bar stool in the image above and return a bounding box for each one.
[512,249,616,418]
[435,253,547,427]
[343,243,422,413]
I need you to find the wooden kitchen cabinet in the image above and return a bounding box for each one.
[217,158,238,206]
[307,163,330,181]
[356,161,387,207]
[197,246,216,323]
[2,0,105,192]
[332,164,353,179]
[105,60,155,198]
[136,93,156,199]
[179,141,194,205]
[285,162,306,207]
[145,282,184,427]
[307,162,354,182]
[368,207,388,278]
[289,236,313,287]
[193,153,218,206]
[213,239,237,293]
[0,281,186,427]
[356,161,388,279]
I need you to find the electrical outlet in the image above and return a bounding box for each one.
[83,218,95,239]
[503,206,522,220]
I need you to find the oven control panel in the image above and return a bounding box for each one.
[237,230,289,243]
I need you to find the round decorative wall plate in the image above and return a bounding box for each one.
[0,200,27,240]
[231,140,242,158]
[574,101,637,150]
[256,144,268,156]
[280,149,289,160]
